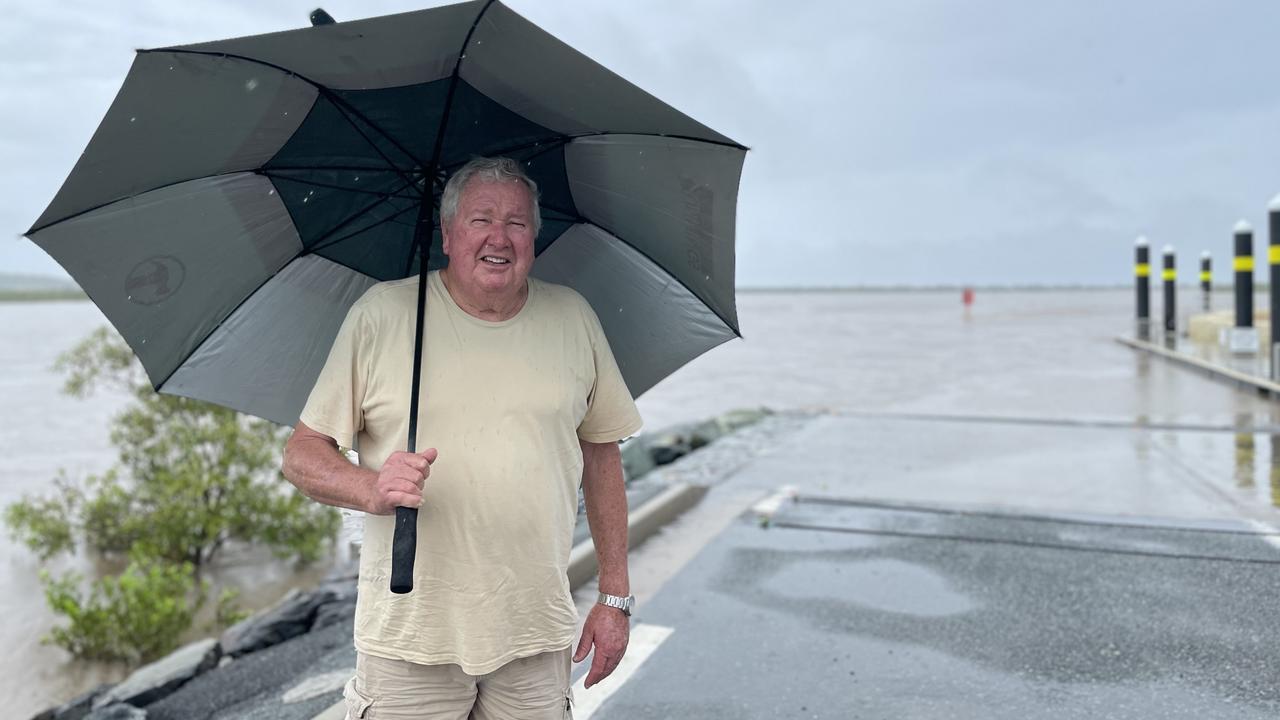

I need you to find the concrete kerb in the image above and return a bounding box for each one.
[566,482,709,590]
[1115,335,1280,396]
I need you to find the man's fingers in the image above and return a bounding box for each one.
[388,491,421,508]
[421,447,439,464]
[389,452,430,472]
[573,629,592,663]
[584,651,613,688]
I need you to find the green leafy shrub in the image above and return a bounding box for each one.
[6,327,341,664]
[214,587,250,629]
[6,327,339,573]
[42,554,200,664]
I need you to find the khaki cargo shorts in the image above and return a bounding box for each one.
[343,647,573,720]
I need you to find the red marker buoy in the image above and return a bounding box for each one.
[962,287,975,307]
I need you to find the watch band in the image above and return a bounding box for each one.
[597,592,635,616]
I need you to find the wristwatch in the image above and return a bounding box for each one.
[597,592,635,617]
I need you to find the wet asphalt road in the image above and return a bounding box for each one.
[144,412,1280,719]
[574,410,1280,719]
[596,498,1280,719]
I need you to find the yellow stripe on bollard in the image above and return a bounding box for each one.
[1270,246,1280,265]
[1162,269,1176,281]
[1200,271,1211,282]
[1135,264,1150,277]
[1235,256,1255,272]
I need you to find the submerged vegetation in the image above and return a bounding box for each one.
[4,327,339,664]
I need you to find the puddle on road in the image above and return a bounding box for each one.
[767,558,976,617]
[1147,421,1280,513]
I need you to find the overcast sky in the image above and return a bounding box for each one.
[5,0,1280,287]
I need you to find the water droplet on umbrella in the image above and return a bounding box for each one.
[268,189,275,195]
[130,117,136,123]
[303,197,309,203]
[245,78,259,92]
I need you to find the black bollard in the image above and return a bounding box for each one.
[1135,236,1150,339]
[1200,252,1212,312]
[1271,197,1280,378]
[1235,220,1254,328]
[1162,246,1177,337]
[1230,220,1258,354]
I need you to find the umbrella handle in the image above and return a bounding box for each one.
[390,506,418,593]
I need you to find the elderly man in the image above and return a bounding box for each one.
[282,156,641,719]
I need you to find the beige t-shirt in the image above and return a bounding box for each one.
[300,270,642,674]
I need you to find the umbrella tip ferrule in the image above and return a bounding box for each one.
[310,8,337,26]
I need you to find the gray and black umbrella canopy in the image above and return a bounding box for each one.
[26,0,745,428]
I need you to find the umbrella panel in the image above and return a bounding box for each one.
[264,78,581,282]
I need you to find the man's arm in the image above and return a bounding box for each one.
[573,438,630,688]
[282,421,435,516]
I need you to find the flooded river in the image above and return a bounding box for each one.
[5,287,1278,711]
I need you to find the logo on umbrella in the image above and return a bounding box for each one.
[125,256,185,305]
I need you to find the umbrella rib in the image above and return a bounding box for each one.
[264,164,403,173]
[578,130,749,151]
[309,201,422,255]
[408,0,499,259]
[151,253,382,397]
[28,170,254,235]
[317,102,425,198]
[143,48,431,180]
[304,178,418,253]
[152,181,414,392]
[259,170,421,201]
[448,131,748,167]
[534,203,742,338]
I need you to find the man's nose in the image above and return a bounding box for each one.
[496,224,519,244]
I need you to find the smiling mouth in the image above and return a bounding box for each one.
[481,256,511,265]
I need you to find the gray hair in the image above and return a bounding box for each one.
[439,156,542,235]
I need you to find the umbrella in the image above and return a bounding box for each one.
[26,0,746,593]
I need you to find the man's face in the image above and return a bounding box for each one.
[441,178,537,300]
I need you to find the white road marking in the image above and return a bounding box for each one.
[751,485,799,520]
[1247,519,1280,551]
[572,623,674,719]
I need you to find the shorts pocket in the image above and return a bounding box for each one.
[343,676,374,719]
